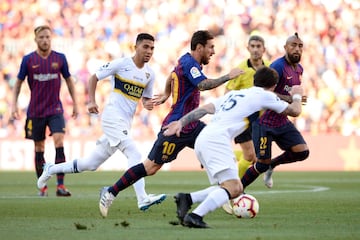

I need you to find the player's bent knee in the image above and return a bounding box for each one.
[293,150,309,161]
[254,162,270,173]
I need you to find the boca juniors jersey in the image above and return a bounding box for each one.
[95,56,155,129]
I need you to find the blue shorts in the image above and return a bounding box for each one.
[234,111,259,144]
[25,114,66,141]
[252,120,306,160]
[234,127,252,144]
[148,121,206,164]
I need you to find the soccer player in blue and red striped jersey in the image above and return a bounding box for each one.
[98,30,244,218]
[241,33,309,190]
[11,25,78,197]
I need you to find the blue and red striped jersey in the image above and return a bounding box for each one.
[17,50,71,118]
[259,56,303,127]
[162,53,207,133]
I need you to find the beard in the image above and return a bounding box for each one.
[201,56,210,65]
[288,54,301,64]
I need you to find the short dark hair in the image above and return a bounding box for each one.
[190,30,214,50]
[136,33,155,44]
[253,66,279,88]
[248,35,265,45]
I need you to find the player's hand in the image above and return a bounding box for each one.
[228,68,245,79]
[10,107,20,120]
[152,94,169,106]
[72,104,79,119]
[290,85,303,96]
[87,102,99,114]
[143,98,154,110]
[163,121,182,137]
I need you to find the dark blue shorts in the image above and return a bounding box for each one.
[252,120,306,160]
[234,127,252,144]
[25,114,66,141]
[148,121,206,164]
[234,111,259,144]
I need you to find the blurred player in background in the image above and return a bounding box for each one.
[222,35,269,214]
[241,33,309,190]
[11,25,78,197]
[37,33,166,211]
[98,30,244,218]
[163,66,303,228]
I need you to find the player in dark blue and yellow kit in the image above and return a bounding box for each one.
[241,33,309,190]
[11,25,78,197]
[98,30,244,219]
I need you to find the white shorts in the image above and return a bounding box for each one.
[195,134,239,185]
[101,107,131,147]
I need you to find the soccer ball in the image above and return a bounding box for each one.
[232,193,259,218]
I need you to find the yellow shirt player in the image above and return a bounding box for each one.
[225,35,270,188]
[222,35,269,214]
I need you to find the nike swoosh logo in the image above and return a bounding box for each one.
[32,65,40,69]
[286,76,292,80]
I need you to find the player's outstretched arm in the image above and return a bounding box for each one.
[87,74,99,114]
[163,103,215,137]
[197,68,244,91]
[152,73,172,105]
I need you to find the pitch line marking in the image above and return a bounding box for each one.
[251,184,330,195]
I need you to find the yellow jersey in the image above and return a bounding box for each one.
[225,59,270,91]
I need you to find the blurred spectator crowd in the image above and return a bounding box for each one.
[0,0,359,141]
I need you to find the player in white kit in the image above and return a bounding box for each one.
[163,66,303,228]
[37,33,166,211]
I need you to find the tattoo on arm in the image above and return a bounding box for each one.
[197,74,230,91]
[180,108,208,127]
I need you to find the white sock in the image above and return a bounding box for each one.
[192,187,229,217]
[49,161,75,175]
[49,143,110,175]
[133,178,147,203]
[190,185,219,203]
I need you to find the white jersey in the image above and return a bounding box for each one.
[195,86,288,184]
[203,86,288,141]
[95,57,155,146]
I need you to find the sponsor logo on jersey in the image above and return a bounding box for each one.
[33,73,58,81]
[190,66,201,78]
[113,74,145,101]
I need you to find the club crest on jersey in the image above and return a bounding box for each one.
[190,66,201,78]
[146,72,150,80]
[51,62,59,70]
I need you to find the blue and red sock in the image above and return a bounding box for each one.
[108,163,147,197]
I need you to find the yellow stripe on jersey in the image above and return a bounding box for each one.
[243,116,250,129]
[171,71,179,105]
[113,74,146,101]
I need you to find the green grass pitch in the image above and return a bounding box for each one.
[0,171,359,240]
